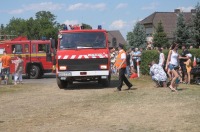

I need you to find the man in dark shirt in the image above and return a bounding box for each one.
[179,44,189,83]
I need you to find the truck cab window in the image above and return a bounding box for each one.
[38,44,47,52]
[25,44,29,53]
[12,44,23,54]
[32,44,36,53]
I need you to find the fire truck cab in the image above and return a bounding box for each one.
[54,25,111,89]
[0,36,56,79]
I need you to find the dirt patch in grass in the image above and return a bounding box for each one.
[0,77,200,132]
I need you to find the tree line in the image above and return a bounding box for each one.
[127,2,200,49]
[0,11,92,41]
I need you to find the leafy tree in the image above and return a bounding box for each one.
[192,2,200,47]
[0,24,5,39]
[35,11,59,40]
[127,31,134,47]
[5,17,27,36]
[127,22,146,48]
[174,13,190,47]
[82,23,92,29]
[153,21,169,48]
[25,17,39,39]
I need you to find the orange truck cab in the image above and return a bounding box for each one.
[54,25,111,89]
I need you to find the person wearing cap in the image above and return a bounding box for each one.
[113,43,132,91]
[184,53,192,84]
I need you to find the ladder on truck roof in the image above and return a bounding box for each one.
[0,35,17,41]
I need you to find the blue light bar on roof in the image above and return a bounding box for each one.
[98,25,102,29]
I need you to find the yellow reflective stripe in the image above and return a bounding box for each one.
[0,53,47,58]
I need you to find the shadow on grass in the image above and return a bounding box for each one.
[63,79,119,90]
[177,87,189,91]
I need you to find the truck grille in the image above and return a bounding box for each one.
[58,58,108,71]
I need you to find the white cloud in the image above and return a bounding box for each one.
[67,3,106,11]
[141,2,159,10]
[8,2,64,14]
[116,3,128,9]
[63,20,79,26]
[8,9,24,14]
[177,6,194,12]
[109,20,127,30]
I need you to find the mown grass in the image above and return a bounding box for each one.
[80,75,200,132]
[0,83,34,93]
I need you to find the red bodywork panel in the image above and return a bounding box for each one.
[0,38,54,74]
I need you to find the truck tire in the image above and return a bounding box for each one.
[101,75,111,87]
[57,77,68,89]
[29,65,40,79]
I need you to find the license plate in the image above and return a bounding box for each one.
[61,77,66,80]
[101,76,107,79]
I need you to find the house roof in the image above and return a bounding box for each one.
[140,11,193,38]
[107,30,126,47]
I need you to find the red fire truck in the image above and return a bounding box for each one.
[53,25,111,89]
[0,36,56,79]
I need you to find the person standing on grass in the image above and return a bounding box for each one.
[131,47,141,73]
[125,48,132,78]
[0,51,11,84]
[165,43,179,91]
[184,53,192,84]
[158,47,165,68]
[179,44,189,83]
[113,43,132,91]
[12,54,24,85]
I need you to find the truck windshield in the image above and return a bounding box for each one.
[60,32,106,49]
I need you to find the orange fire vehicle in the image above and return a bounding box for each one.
[0,36,56,79]
[53,25,111,89]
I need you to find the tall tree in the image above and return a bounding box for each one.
[193,2,200,47]
[26,17,40,39]
[153,21,169,48]
[35,11,59,40]
[127,22,146,48]
[127,31,134,47]
[174,13,190,46]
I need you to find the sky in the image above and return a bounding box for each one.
[0,0,199,39]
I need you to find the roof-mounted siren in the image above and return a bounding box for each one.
[98,25,102,30]
[69,24,81,30]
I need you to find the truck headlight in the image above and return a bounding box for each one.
[99,65,107,69]
[59,66,67,70]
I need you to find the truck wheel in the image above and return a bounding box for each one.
[57,77,68,89]
[29,65,40,79]
[101,75,111,87]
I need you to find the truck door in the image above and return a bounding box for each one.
[11,44,23,74]
[46,44,52,62]
[23,43,31,72]
[37,43,53,72]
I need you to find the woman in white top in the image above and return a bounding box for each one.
[158,48,165,67]
[165,43,179,91]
